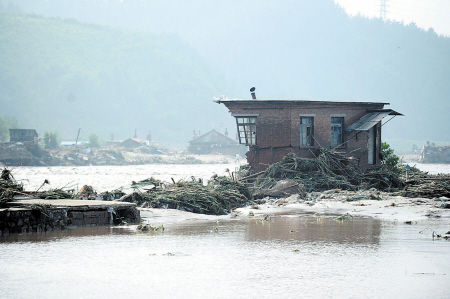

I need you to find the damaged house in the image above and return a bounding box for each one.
[217,89,402,171]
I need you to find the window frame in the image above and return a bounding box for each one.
[300,116,314,147]
[331,116,345,147]
[235,116,257,146]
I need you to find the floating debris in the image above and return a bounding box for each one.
[137,224,165,232]
[336,213,353,221]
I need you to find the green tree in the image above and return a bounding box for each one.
[0,115,18,142]
[88,133,100,147]
[381,142,401,173]
[43,131,59,149]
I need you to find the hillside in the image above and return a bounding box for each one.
[1,0,450,151]
[0,13,232,145]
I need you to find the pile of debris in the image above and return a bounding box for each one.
[248,149,403,194]
[400,168,450,198]
[241,149,449,199]
[0,168,75,204]
[0,142,56,166]
[119,176,251,215]
[0,169,24,207]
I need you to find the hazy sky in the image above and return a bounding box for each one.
[335,0,450,36]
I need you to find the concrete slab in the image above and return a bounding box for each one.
[8,199,136,209]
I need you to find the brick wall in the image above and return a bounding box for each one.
[224,101,385,170]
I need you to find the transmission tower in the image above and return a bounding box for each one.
[379,0,388,20]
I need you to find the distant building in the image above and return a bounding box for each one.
[9,129,38,143]
[188,129,246,155]
[217,91,402,170]
[120,138,146,149]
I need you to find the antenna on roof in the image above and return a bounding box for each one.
[250,87,256,99]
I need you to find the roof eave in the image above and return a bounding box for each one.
[215,99,390,105]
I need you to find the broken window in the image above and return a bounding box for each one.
[235,116,257,146]
[331,117,344,147]
[300,117,314,146]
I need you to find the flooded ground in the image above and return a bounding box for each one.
[9,163,239,192]
[1,214,449,298]
[8,162,450,193]
[1,163,450,298]
[410,163,450,175]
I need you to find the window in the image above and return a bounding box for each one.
[235,116,257,146]
[331,117,344,147]
[300,116,314,146]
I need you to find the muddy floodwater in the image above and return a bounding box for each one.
[1,164,450,298]
[9,163,238,192]
[1,215,449,298]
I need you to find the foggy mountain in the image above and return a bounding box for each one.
[0,0,449,149]
[0,13,231,145]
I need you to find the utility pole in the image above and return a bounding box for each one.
[379,0,388,20]
[75,128,81,145]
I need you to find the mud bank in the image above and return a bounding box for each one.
[235,190,450,222]
[133,189,450,230]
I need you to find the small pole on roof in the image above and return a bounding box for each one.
[250,87,256,99]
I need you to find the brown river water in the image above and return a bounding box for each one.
[1,164,450,298]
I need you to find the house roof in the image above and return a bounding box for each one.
[190,129,237,145]
[346,109,403,132]
[216,98,390,105]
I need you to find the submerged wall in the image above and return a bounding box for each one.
[0,201,140,236]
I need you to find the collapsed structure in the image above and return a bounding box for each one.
[217,88,402,170]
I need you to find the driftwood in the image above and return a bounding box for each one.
[238,171,265,182]
[241,149,449,199]
[121,176,251,215]
[249,149,404,193]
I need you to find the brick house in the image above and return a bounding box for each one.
[217,96,402,171]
